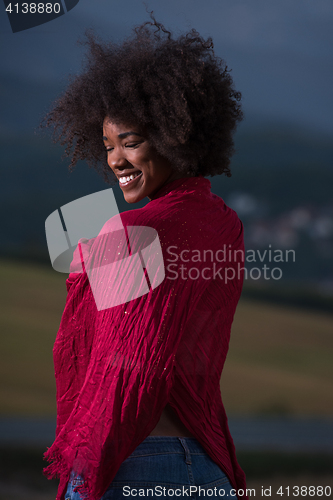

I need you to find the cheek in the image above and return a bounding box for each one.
[105,150,113,164]
[134,143,157,164]
[132,148,150,163]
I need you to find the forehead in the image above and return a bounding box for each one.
[103,117,140,133]
[103,117,140,130]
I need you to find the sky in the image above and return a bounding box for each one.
[1,0,333,134]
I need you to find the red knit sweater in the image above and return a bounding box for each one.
[44,176,247,500]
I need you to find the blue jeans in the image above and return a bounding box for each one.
[65,436,238,499]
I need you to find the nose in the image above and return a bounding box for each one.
[108,148,129,170]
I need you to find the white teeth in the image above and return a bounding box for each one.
[119,172,141,184]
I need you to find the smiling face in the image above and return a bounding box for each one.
[103,117,189,203]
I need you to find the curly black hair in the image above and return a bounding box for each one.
[41,12,243,184]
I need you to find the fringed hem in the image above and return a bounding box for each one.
[43,445,71,480]
[43,445,98,500]
[43,445,72,500]
[72,482,92,500]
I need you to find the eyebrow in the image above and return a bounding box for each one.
[102,131,142,141]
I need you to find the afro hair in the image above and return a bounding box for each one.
[41,11,243,184]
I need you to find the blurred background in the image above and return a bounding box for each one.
[0,0,332,498]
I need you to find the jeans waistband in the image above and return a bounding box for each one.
[127,436,207,464]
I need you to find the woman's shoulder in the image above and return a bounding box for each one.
[97,205,159,240]
[97,192,243,246]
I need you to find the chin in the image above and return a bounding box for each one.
[124,193,144,204]
[125,198,137,204]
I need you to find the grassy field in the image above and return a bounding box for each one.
[222,299,333,416]
[0,257,332,416]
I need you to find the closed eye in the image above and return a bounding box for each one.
[126,142,142,148]
[106,142,142,153]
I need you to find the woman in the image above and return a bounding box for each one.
[42,14,247,500]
